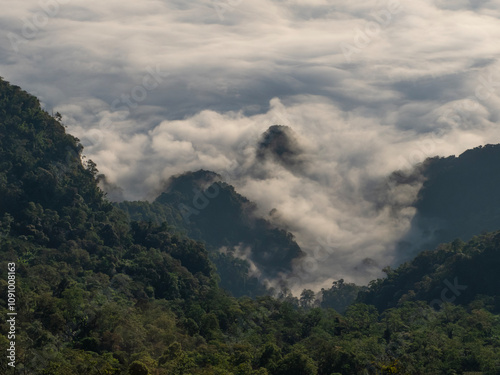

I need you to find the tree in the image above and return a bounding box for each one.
[129,361,149,375]
[300,289,315,309]
[320,279,364,313]
[275,350,317,375]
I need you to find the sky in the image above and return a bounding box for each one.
[2,0,500,291]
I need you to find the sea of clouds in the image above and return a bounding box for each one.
[2,0,500,290]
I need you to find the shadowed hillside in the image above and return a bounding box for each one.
[118,170,304,297]
[393,144,500,262]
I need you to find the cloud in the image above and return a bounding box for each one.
[2,0,500,290]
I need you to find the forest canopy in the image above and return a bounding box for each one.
[0,77,500,374]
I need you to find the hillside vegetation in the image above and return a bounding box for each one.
[118,170,303,298]
[1,77,500,374]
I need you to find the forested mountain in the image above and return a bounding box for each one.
[395,144,500,261]
[359,231,500,313]
[118,170,303,298]
[1,77,500,374]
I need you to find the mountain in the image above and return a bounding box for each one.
[1,77,500,374]
[0,76,219,373]
[118,170,304,297]
[395,144,500,261]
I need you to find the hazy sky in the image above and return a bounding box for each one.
[2,0,500,290]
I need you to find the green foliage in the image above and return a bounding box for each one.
[128,361,149,375]
[320,279,366,313]
[358,231,500,313]
[275,349,317,375]
[0,77,500,374]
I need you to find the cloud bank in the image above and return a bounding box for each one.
[2,0,500,290]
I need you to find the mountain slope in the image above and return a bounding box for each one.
[359,231,500,313]
[395,144,500,260]
[118,170,304,297]
[0,77,220,373]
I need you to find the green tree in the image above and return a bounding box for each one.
[300,289,316,309]
[129,360,149,375]
[275,350,317,375]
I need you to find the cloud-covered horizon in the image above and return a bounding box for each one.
[2,0,500,290]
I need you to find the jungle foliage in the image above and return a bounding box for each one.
[1,77,500,374]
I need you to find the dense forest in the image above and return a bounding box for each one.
[1,77,500,374]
